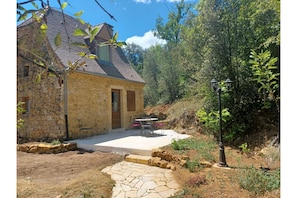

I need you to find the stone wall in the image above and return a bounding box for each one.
[67,72,145,139]
[17,59,66,143]
[17,23,66,143]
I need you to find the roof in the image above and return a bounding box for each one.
[18,8,145,84]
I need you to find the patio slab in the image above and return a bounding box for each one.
[66,129,190,156]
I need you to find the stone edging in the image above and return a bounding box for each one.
[17,142,77,154]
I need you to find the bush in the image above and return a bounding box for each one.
[239,167,280,196]
[171,139,189,150]
[186,159,201,172]
[51,139,61,145]
[186,174,207,187]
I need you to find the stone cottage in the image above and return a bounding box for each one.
[17,8,145,142]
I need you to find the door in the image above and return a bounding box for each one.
[111,89,121,129]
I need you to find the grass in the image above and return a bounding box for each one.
[171,136,217,162]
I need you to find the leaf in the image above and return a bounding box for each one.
[88,54,98,59]
[74,10,84,17]
[54,32,62,48]
[90,27,100,42]
[68,61,73,68]
[17,9,38,22]
[36,74,42,84]
[113,32,119,41]
[61,2,68,10]
[48,73,56,77]
[73,28,87,36]
[99,42,109,47]
[78,18,85,25]
[115,41,127,48]
[71,42,88,48]
[40,23,48,30]
[77,52,86,57]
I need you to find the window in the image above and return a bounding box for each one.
[21,97,30,114]
[24,65,29,77]
[127,91,135,111]
[97,44,110,63]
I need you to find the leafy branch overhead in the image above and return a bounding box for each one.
[17,0,126,83]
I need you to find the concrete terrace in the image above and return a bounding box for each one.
[67,129,191,156]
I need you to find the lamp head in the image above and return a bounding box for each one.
[225,78,232,90]
[211,79,218,92]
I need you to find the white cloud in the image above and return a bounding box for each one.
[134,0,187,3]
[126,31,166,49]
[133,0,152,3]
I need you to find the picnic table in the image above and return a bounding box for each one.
[134,117,158,136]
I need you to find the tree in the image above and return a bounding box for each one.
[177,0,280,140]
[154,0,193,44]
[123,43,144,75]
[142,46,161,106]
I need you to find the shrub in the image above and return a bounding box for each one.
[51,139,61,145]
[171,139,188,150]
[239,167,280,196]
[186,174,207,187]
[239,142,250,154]
[186,159,201,172]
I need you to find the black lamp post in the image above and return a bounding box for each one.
[211,78,232,167]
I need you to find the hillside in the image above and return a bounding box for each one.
[144,100,280,197]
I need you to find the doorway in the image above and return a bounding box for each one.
[111,89,121,129]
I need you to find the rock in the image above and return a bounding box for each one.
[149,157,162,166]
[159,160,168,168]
[179,160,187,167]
[166,163,176,171]
[200,160,212,168]
[17,142,78,154]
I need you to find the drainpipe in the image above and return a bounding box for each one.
[64,72,69,140]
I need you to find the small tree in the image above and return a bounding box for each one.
[249,50,280,112]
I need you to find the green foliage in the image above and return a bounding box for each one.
[196,108,231,135]
[224,123,246,143]
[17,102,26,129]
[123,43,144,74]
[239,142,250,154]
[249,50,280,111]
[50,139,61,145]
[186,159,201,172]
[171,139,188,150]
[239,167,280,196]
[171,137,216,163]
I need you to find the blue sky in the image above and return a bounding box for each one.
[16,0,197,49]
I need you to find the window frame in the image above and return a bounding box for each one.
[97,42,111,63]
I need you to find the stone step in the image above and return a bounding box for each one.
[124,154,152,165]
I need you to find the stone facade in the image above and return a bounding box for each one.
[66,71,145,139]
[17,61,66,142]
[17,9,145,142]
